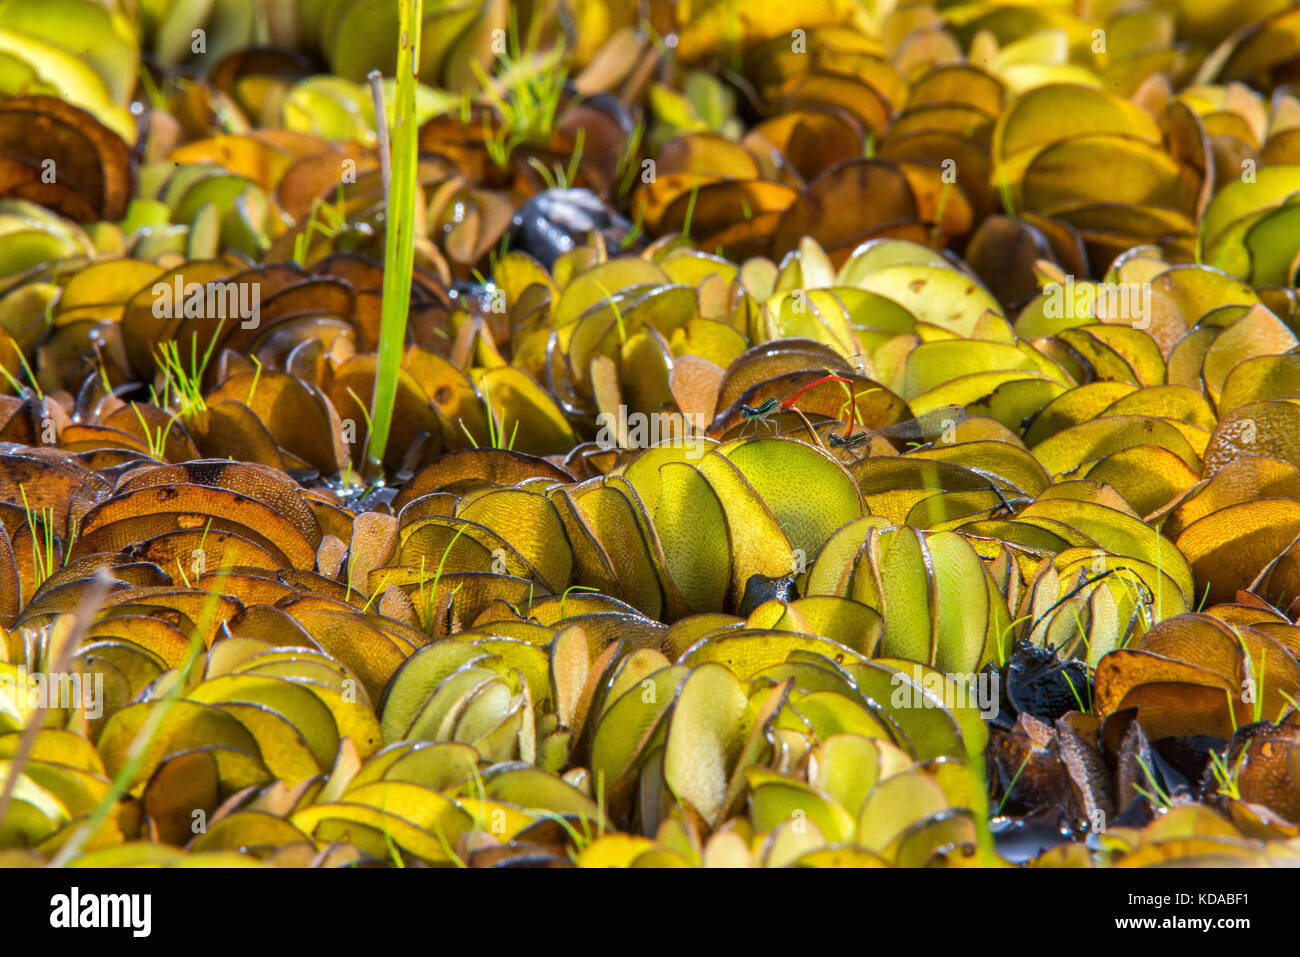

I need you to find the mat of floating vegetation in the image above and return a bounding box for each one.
[3,0,1300,870]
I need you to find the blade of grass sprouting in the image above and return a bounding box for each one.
[596,282,626,342]
[246,355,264,405]
[1,352,41,402]
[995,751,1032,815]
[481,383,500,448]
[62,514,77,569]
[617,119,645,196]
[365,0,423,477]
[681,183,700,239]
[13,342,42,400]
[565,127,585,187]
[137,64,166,111]
[559,584,598,618]
[375,787,406,868]
[1131,752,1173,808]
[360,571,395,613]
[525,156,558,190]
[345,385,375,434]
[416,525,469,636]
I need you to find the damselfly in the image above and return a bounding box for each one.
[826,404,968,458]
[740,373,854,433]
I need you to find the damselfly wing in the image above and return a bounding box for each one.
[827,404,968,455]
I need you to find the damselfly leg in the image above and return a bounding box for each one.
[739,373,854,443]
